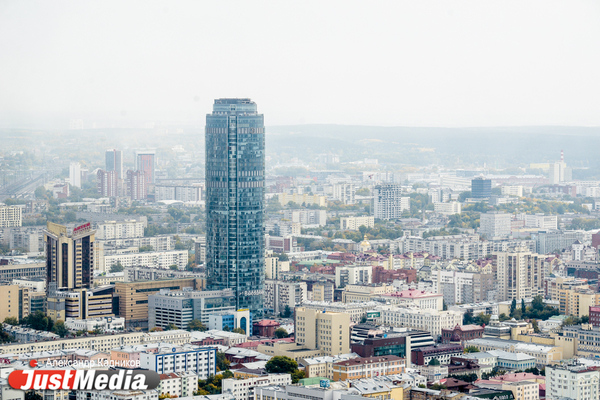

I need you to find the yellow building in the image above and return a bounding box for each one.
[0,283,21,322]
[558,288,600,317]
[114,278,203,328]
[502,381,539,400]
[47,287,114,322]
[295,307,351,356]
[342,284,394,303]
[256,341,323,362]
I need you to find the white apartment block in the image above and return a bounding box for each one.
[65,317,125,332]
[383,290,443,311]
[264,256,290,280]
[335,265,372,287]
[283,209,327,226]
[95,220,145,240]
[433,202,461,215]
[521,214,558,230]
[222,374,291,400]
[372,184,410,220]
[501,186,524,197]
[480,212,511,239]
[378,306,463,337]
[332,183,355,204]
[157,372,198,398]
[431,270,476,305]
[395,234,489,260]
[104,250,188,270]
[0,205,22,227]
[155,184,202,202]
[340,216,375,231]
[264,280,307,314]
[546,364,599,400]
[140,345,216,379]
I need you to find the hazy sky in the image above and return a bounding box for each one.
[1,1,599,128]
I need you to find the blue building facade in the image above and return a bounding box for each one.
[205,98,265,317]
[471,177,492,199]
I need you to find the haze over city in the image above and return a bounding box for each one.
[1,2,600,400]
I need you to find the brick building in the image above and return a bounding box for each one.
[441,324,484,344]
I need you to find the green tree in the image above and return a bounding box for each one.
[110,262,124,273]
[291,369,306,384]
[464,346,480,353]
[521,299,526,315]
[22,311,53,331]
[274,328,289,338]
[187,319,208,332]
[169,264,179,270]
[139,245,154,252]
[510,299,517,317]
[531,295,544,311]
[216,352,230,371]
[232,327,246,335]
[52,320,69,338]
[280,305,292,319]
[428,358,441,366]
[4,317,19,326]
[463,310,474,325]
[165,323,178,331]
[265,356,298,374]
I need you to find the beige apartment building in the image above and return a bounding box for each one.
[295,306,351,356]
[496,246,545,301]
[340,216,375,231]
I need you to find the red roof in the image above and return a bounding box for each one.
[254,320,280,327]
[159,373,179,380]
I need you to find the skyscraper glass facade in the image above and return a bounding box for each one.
[205,98,265,317]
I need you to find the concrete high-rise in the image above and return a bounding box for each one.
[135,150,156,185]
[69,162,81,188]
[105,149,123,179]
[44,222,95,290]
[205,98,265,317]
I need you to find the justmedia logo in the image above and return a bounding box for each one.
[8,368,160,391]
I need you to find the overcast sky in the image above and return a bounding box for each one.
[1,1,599,128]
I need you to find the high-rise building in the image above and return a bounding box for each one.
[295,307,351,356]
[496,246,545,301]
[97,169,118,197]
[69,162,81,188]
[205,98,265,316]
[105,149,123,179]
[44,222,95,290]
[546,364,599,400]
[135,150,156,185]
[0,204,22,227]
[126,170,146,200]
[471,177,491,199]
[372,184,410,220]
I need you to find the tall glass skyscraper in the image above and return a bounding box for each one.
[205,98,265,317]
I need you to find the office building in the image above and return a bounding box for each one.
[135,150,156,185]
[44,222,95,290]
[295,307,351,356]
[47,286,113,321]
[283,209,327,226]
[126,170,146,200]
[140,345,216,379]
[69,162,81,188]
[480,211,511,239]
[546,364,599,400]
[332,355,405,380]
[563,324,600,357]
[205,98,265,317]
[0,283,23,322]
[340,216,375,231]
[432,270,494,305]
[194,236,206,264]
[312,281,334,302]
[472,177,492,199]
[264,280,307,315]
[335,264,372,288]
[521,214,558,230]
[96,169,118,197]
[208,309,252,334]
[465,338,562,366]
[534,230,587,254]
[558,288,600,317]
[0,205,22,227]
[501,186,524,197]
[113,278,203,328]
[372,184,410,220]
[148,288,237,329]
[496,246,545,301]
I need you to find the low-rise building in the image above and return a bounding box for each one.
[331,355,405,381]
[139,344,216,379]
[222,374,292,400]
[464,338,562,366]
